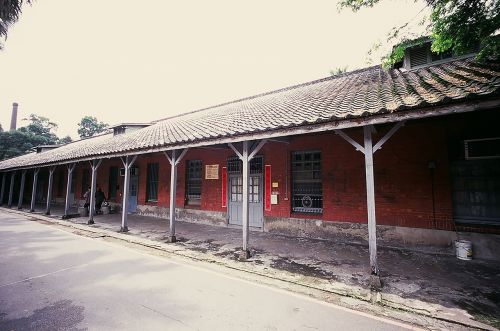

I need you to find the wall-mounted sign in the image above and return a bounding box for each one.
[205,164,219,180]
[272,182,279,188]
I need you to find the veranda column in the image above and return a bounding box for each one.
[164,149,188,242]
[17,170,27,209]
[228,139,267,260]
[120,155,137,232]
[63,163,76,219]
[241,141,250,259]
[7,171,15,208]
[363,126,378,276]
[30,168,40,212]
[0,173,6,206]
[45,166,56,215]
[88,159,102,224]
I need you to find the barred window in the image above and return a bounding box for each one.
[227,156,263,174]
[146,163,159,202]
[292,151,322,213]
[186,160,202,205]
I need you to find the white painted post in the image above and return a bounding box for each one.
[0,173,6,206]
[8,172,15,208]
[363,126,378,276]
[88,159,102,224]
[241,141,250,259]
[169,150,178,242]
[17,170,27,209]
[120,155,137,232]
[30,169,39,212]
[63,163,76,218]
[45,167,55,215]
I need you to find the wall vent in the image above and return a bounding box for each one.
[464,138,500,160]
[409,46,429,67]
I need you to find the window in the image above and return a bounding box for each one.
[186,160,202,205]
[146,163,159,202]
[108,167,119,199]
[81,169,90,195]
[292,151,322,213]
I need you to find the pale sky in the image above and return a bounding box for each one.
[0,0,427,139]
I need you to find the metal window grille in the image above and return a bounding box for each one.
[186,160,202,205]
[227,156,263,174]
[146,163,159,202]
[292,151,322,213]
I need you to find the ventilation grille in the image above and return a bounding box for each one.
[409,46,429,68]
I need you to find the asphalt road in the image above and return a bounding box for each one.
[0,210,417,330]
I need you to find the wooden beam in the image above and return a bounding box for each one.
[373,121,405,153]
[88,160,101,224]
[168,150,178,242]
[17,170,27,209]
[30,169,39,212]
[63,163,76,218]
[7,172,15,208]
[248,139,267,160]
[0,173,5,206]
[335,130,365,154]
[120,155,137,232]
[241,141,250,259]
[45,166,56,215]
[228,143,243,160]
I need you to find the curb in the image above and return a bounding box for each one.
[3,208,496,331]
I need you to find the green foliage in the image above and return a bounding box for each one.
[0,113,69,160]
[59,135,73,144]
[330,66,348,76]
[77,116,109,138]
[339,0,500,67]
[0,0,32,49]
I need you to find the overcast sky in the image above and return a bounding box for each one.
[0,0,427,139]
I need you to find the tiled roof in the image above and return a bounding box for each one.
[1,57,499,171]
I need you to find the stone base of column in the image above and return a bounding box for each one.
[119,226,129,233]
[87,219,94,225]
[45,211,50,215]
[239,249,251,260]
[370,274,382,291]
[165,235,176,243]
[17,206,23,210]
[29,209,35,212]
[62,214,70,219]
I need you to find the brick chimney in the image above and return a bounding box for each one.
[10,102,18,131]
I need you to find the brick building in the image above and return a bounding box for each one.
[1,49,499,273]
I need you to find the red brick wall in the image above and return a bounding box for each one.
[44,110,499,233]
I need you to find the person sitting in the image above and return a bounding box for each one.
[95,187,107,214]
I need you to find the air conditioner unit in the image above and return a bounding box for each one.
[119,167,140,176]
[464,137,500,160]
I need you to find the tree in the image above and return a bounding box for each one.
[339,0,500,67]
[77,116,109,138]
[0,0,32,49]
[0,114,70,160]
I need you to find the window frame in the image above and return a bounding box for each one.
[185,160,203,206]
[146,163,159,202]
[291,150,323,214]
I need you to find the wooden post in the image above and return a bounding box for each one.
[17,170,27,209]
[0,173,6,206]
[120,155,137,232]
[228,140,267,260]
[241,141,250,259]
[63,163,76,218]
[30,169,40,212]
[45,167,55,215]
[88,159,102,224]
[164,149,188,242]
[8,172,15,208]
[363,126,379,277]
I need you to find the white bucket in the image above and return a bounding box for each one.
[455,240,472,260]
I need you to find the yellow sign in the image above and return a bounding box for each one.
[272,182,279,188]
[205,164,219,179]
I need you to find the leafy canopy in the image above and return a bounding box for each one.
[0,113,71,160]
[77,116,109,138]
[339,0,500,67]
[0,0,32,49]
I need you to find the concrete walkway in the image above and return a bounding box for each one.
[6,205,500,330]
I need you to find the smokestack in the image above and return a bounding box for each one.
[10,102,18,131]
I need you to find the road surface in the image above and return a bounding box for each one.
[0,210,417,330]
